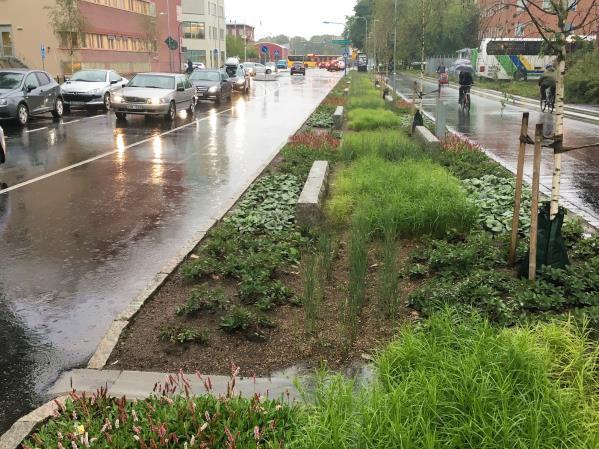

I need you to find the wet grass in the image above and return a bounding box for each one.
[347,108,402,131]
[345,214,370,341]
[328,156,478,239]
[340,131,423,162]
[294,310,599,449]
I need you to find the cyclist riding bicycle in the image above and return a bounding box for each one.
[539,64,556,103]
[458,69,474,104]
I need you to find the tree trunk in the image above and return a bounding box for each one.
[550,1,567,220]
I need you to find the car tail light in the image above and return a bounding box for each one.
[479,66,485,72]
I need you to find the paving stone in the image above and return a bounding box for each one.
[296,161,329,228]
[333,106,343,130]
[48,369,122,396]
[414,126,441,152]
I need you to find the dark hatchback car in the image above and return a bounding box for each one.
[290,62,306,76]
[189,69,232,104]
[0,69,64,125]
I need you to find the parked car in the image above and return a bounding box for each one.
[61,69,128,111]
[265,62,276,74]
[276,60,288,70]
[290,62,306,76]
[253,63,267,75]
[242,62,257,76]
[111,73,196,121]
[0,125,5,165]
[0,69,64,126]
[224,60,250,94]
[189,69,232,103]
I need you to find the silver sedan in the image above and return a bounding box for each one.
[60,69,128,111]
[111,73,196,121]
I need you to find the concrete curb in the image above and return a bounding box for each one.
[0,397,68,449]
[85,82,336,371]
[392,84,599,230]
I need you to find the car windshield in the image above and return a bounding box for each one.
[224,66,240,77]
[189,71,220,81]
[70,70,106,82]
[128,74,175,89]
[0,72,25,89]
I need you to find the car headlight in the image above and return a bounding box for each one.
[112,95,124,103]
[87,88,102,95]
[208,86,218,93]
[0,99,7,106]
[148,97,168,105]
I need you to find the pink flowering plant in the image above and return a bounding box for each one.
[22,368,300,449]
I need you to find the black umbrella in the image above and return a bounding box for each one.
[455,64,475,73]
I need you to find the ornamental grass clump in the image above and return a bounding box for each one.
[294,310,599,449]
[328,157,477,238]
[347,108,402,131]
[340,131,422,162]
[345,214,370,341]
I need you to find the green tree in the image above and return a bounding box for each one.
[47,0,86,75]
[226,35,257,60]
[346,0,374,50]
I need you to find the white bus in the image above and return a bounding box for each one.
[472,38,554,80]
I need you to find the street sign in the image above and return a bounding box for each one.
[261,45,268,54]
[164,36,178,50]
[40,44,46,60]
[331,39,350,45]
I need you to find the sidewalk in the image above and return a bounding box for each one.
[408,73,599,125]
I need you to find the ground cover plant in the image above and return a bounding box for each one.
[294,309,599,449]
[340,131,422,162]
[23,372,301,449]
[328,156,477,238]
[305,104,336,129]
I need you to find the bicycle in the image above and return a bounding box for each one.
[540,87,555,113]
[459,85,471,112]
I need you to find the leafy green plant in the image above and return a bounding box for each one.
[176,286,229,316]
[306,108,335,128]
[328,157,477,238]
[219,306,276,335]
[463,174,532,234]
[571,233,599,260]
[347,108,402,131]
[159,326,209,345]
[280,145,337,181]
[436,147,511,180]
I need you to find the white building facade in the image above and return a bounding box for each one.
[181,0,226,68]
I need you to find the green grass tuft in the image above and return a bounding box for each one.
[347,108,402,131]
[340,131,423,162]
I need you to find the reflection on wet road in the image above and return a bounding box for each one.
[0,71,341,431]
[392,75,599,227]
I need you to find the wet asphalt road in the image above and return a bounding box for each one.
[0,70,341,432]
[392,75,599,227]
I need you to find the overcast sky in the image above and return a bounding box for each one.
[225,0,356,39]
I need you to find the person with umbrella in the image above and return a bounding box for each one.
[457,64,474,105]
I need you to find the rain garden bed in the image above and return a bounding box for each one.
[33,71,596,449]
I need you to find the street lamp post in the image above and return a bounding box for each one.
[159,2,173,72]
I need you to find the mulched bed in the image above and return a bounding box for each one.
[108,233,419,377]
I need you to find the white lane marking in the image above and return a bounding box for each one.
[0,109,232,195]
[0,79,287,195]
[64,119,81,124]
[26,127,48,133]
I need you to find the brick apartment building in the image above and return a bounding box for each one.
[478,0,599,39]
[0,0,180,76]
[226,22,255,42]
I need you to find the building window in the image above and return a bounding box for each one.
[542,0,553,10]
[183,22,206,39]
[220,29,224,40]
[83,0,151,15]
[568,0,577,10]
[185,49,207,64]
[515,23,525,36]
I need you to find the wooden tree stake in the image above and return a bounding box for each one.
[509,112,530,266]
